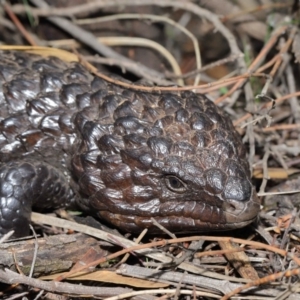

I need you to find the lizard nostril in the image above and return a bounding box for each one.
[223,199,244,214]
[227,202,238,212]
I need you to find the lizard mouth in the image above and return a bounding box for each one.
[96,188,260,234]
[221,188,260,228]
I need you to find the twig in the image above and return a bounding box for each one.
[47,36,184,86]
[234,91,300,127]
[280,208,297,250]
[151,217,177,238]
[21,0,245,83]
[262,123,300,132]
[215,25,288,104]
[29,225,39,278]
[4,2,37,46]
[167,54,242,80]
[221,268,300,300]
[28,0,174,85]
[258,147,270,195]
[0,269,133,297]
[0,231,15,244]
[118,229,147,265]
[75,13,202,85]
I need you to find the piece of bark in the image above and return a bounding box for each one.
[218,240,259,281]
[0,233,111,277]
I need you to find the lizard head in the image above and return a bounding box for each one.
[72,88,260,233]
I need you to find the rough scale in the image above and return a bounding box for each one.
[0,51,260,237]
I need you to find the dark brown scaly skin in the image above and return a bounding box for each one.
[0,50,260,237]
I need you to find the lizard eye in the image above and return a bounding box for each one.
[165,175,186,193]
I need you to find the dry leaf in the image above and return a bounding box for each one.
[0,45,79,62]
[71,248,108,272]
[252,167,300,179]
